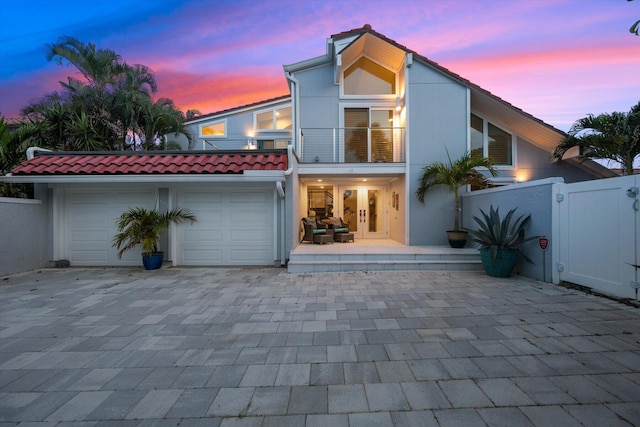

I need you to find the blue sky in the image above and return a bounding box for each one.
[0,0,638,132]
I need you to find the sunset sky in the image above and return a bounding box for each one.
[0,0,638,132]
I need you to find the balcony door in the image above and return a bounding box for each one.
[340,185,387,239]
[344,108,394,163]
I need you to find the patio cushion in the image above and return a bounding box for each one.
[334,227,349,233]
[312,229,327,235]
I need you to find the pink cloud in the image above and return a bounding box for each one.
[437,41,640,130]
[154,67,289,115]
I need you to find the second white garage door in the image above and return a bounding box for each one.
[176,188,275,266]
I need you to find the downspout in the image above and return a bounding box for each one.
[281,72,299,267]
[276,146,295,266]
[285,72,300,153]
[26,147,51,160]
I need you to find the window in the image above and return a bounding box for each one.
[257,140,289,149]
[344,57,396,95]
[199,120,226,138]
[344,108,394,163]
[307,185,334,219]
[255,106,292,131]
[470,113,513,166]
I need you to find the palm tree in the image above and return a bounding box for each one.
[113,207,196,257]
[19,37,193,154]
[417,150,498,233]
[552,102,640,175]
[46,36,125,94]
[137,98,194,150]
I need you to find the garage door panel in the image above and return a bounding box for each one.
[70,230,110,243]
[230,228,270,242]
[64,190,155,266]
[181,191,223,203]
[182,250,223,263]
[230,192,270,203]
[229,248,269,264]
[183,228,223,242]
[69,250,108,263]
[70,205,113,225]
[177,188,274,266]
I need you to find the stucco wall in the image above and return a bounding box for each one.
[461,178,562,282]
[297,65,340,129]
[515,137,597,183]
[183,99,292,151]
[406,60,468,246]
[0,197,49,277]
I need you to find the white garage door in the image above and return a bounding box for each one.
[63,189,156,266]
[176,188,275,266]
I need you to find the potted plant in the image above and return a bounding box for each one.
[468,205,538,277]
[416,150,497,248]
[113,207,197,270]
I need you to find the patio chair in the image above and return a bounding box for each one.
[321,217,353,242]
[301,217,332,244]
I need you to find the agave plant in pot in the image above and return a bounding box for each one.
[468,205,538,277]
[113,207,197,270]
[416,150,497,248]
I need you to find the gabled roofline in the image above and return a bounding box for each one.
[185,94,291,124]
[326,25,569,139]
[283,38,336,73]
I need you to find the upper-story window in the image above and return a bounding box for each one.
[470,113,513,166]
[256,106,292,131]
[344,57,395,96]
[199,119,226,138]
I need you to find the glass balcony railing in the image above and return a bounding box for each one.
[299,127,405,163]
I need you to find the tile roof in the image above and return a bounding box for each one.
[10,150,288,175]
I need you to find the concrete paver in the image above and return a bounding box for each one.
[1,267,639,426]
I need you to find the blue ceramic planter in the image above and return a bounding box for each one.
[479,248,518,277]
[142,252,164,270]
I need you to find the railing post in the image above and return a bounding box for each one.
[333,128,336,162]
[367,127,372,163]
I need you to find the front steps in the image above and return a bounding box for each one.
[287,243,482,273]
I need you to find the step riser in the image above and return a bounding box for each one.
[289,254,480,262]
[288,261,482,273]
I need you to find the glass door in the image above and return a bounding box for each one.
[344,108,395,163]
[340,185,387,239]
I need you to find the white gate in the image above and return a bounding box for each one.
[557,175,639,299]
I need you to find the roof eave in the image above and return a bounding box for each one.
[1,171,286,185]
[283,38,335,74]
[185,95,292,125]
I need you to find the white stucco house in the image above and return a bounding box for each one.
[3,25,612,269]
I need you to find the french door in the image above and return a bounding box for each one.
[340,185,387,239]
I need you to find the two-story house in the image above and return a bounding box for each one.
[4,25,609,269]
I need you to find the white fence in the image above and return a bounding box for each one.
[463,175,639,300]
[556,175,639,300]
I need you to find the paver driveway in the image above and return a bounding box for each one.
[1,267,639,426]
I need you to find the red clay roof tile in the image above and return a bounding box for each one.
[10,150,288,176]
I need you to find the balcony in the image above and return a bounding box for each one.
[300,127,405,163]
